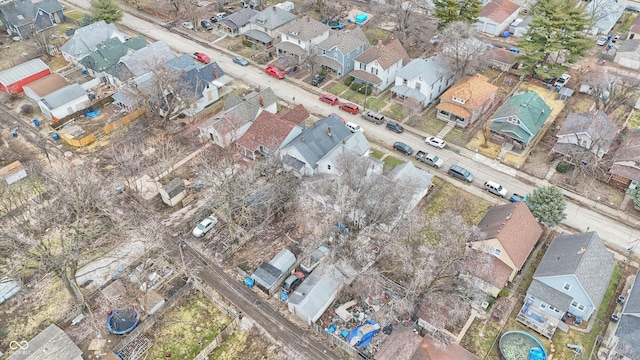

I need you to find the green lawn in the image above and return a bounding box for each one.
[414,107,447,135]
[366,98,387,112]
[423,182,491,224]
[383,104,405,120]
[329,83,347,95]
[382,155,404,171]
[370,148,384,159]
[459,317,502,358]
[444,127,468,148]
[64,10,86,22]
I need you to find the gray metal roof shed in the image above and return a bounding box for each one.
[251,248,296,294]
[7,324,82,360]
[287,265,345,324]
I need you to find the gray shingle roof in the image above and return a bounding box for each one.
[527,279,573,310]
[557,110,618,153]
[116,41,176,78]
[389,161,433,189]
[249,6,297,30]
[244,29,273,43]
[318,27,370,55]
[534,232,615,310]
[283,114,353,168]
[60,20,129,60]
[616,270,640,358]
[0,0,62,27]
[618,39,640,53]
[225,8,257,28]
[624,268,640,314]
[288,265,345,323]
[225,87,277,110]
[41,83,87,109]
[397,56,453,85]
[279,16,329,41]
[7,324,81,360]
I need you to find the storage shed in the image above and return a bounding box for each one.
[0,59,51,93]
[158,178,185,207]
[287,265,345,324]
[23,73,69,101]
[7,324,82,360]
[251,248,296,294]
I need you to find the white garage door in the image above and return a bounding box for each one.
[485,22,497,35]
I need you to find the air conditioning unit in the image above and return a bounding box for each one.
[481,301,490,310]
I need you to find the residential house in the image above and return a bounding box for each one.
[38,83,90,121]
[276,16,330,61]
[551,110,619,164]
[585,0,624,35]
[471,202,543,296]
[198,88,278,146]
[628,14,640,39]
[279,114,371,176]
[489,91,551,147]
[436,74,498,128]
[22,73,68,101]
[0,0,64,39]
[218,8,257,36]
[61,20,129,65]
[107,41,176,83]
[79,36,147,78]
[0,161,27,185]
[487,47,518,71]
[375,326,423,360]
[7,324,82,360]
[476,0,521,36]
[315,27,370,77]
[609,128,640,189]
[278,104,310,127]
[509,16,532,37]
[351,37,410,94]
[164,54,231,115]
[0,58,50,93]
[287,265,345,324]
[388,162,433,213]
[614,40,640,70]
[390,55,454,107]
[609,268,640,359]
[245,6,297,47]
[251,248,296,295]
[518,232,615,338]
[236,110,303,159]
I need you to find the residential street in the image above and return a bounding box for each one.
[59,0,640,257]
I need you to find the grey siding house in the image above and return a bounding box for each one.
[315,28,370,78]
[0,0,64,39]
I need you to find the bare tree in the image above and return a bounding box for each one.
[387,0,417,32]
[586,69,639,113]
[33,28,56,58]
[438,21,488,80]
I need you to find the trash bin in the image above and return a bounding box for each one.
[11,130,17,137]
[456,148,462,154]
[33,119,40,127]
[51,132,59,141]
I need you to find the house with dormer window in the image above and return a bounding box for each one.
[61,20,129,65]
[489,91,551,148]
[350,37,410,94]
[276,16,329,61]
[391,55,454,107]
[436,74,497,127]
[0,0,64,39]
[551,110,619,164]
[315,28,370,77]
[245,6,297,47]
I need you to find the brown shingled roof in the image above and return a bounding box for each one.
[487,47,518,65]
[354,37,410,70]
[23,73,69,97]
[278,104,309,126]
[439,75,498,112]
[412,336,479,360]
[376,326,423,360]
[479,0,520,23]
[475,202,542,269]
[236,111,296,151]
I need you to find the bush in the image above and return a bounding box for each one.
[242,40,253,48]
[8,92,19,102]
[20,104,34,116]
[350,82,360,91]
[497,289,510,298]
[320,68,327,76]
[343,76,354,86]
[556,161,573,173]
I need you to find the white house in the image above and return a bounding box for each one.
[390,55,454,107]
[388,162,433,213]
[276,16,330,61]
[350,38,410,93]
[476,0,521,36]
[551,110,619,163]
[38,84,90,121]
[60,20,129,65]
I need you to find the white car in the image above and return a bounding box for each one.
[182,21,194,30]
[425,136,446,149]
[596,36,607,46]
[554,73,571,88]
[192,215,218,237]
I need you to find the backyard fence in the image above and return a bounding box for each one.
[53,107,146,147]
[193,316,240,360]
[310,323,368,360]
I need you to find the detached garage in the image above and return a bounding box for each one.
[476,0,521,36]
[0,59,50,93]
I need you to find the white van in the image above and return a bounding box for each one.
[345,122,363,133]
[484,181,508,198]
[361,111,385,124]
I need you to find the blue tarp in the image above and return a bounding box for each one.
[529,348,545,360]
[347,320,380,347]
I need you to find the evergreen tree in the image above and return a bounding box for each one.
[526,186,567,228]
[627,187,640,211]
[516,0,590,78]
[90,0,123,24]
[434,0,461,29]
[459,0,482,24]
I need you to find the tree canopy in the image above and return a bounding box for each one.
[90,0,123,24]
[627,187,640,211]
[516,0,591,78]
[434,0,482,29]
[527,185,567,227]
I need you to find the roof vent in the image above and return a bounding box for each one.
[577,247,586,254]
[327,127,332,137]
[301,136,304,142]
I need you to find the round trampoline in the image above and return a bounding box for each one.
[107,306,140,335]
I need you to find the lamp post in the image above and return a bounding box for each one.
[358,82,370,111]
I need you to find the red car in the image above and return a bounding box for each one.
[265,66,286,79]
[193,52,211,64]
[339,102,359,114]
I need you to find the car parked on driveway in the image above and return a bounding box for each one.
[233,56,249,66]
[192,215,218,237]
[425,136,446,148]
[386,120,404,133]
[393,141,413,155]
[182,21,194,30]
[554,73,570,88]
[200,20,213,30]
[282,271,305,293]
[596,36,608,45]
[311,74,325,86]
[339,102,359,114]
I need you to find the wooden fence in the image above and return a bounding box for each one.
[53,107,146,147]
[193,316,240,360]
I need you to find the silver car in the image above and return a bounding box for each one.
[192,215,218,237]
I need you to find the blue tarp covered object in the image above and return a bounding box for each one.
[347,320,381,347]
[529,347,545,360]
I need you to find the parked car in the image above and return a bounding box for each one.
[596,36,608,46]
[361,110,385,124]
[192,215,218,237]
[393,141,413,155]
[311,74,325,86]
[200,20,213,30]
[484,181,508,198]
[232,56,249,66]
[386,120,404,133]
[345,121,363,133]
[415,150,444,168]
[510,193,527,202]
[319,94,338,105]
[192,52,211,64]
[339,102,359,114]
[182,21,194,30]
[282,271,305,293]
[554,73,571,88]
[626,5,640,12]
[448,165,474,183]
[612,33,620,43]
[211,12,227,22]
[265,66,286,79]
[425,136,446,148]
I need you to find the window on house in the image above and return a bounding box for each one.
[580,139,588,147]
[371,68,378,75]
[297,40,301,44]
[415,82,421,91]
[327,164,331,170]
[539,303,547,309]
[488,246,502,257]
[452,96,466,104]
[548,305,561,314]
[403,79,408,85]
[360,63,366,70]
[322,49,326,55]
[563,283,571,291]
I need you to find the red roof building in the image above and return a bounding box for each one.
[0,59,51,93]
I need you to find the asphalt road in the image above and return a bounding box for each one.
[178,241,342,360]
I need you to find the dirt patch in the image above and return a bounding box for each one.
[208,328,284,359]
[549,169,626,207]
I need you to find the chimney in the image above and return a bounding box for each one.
[327,127,332,137]
[505,212,512,220]
[273,6,276,11]
[578,247,586,254]
[259,96,264,106]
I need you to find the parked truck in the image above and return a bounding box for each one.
[415,150,444,168]
[192,52,211,64]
